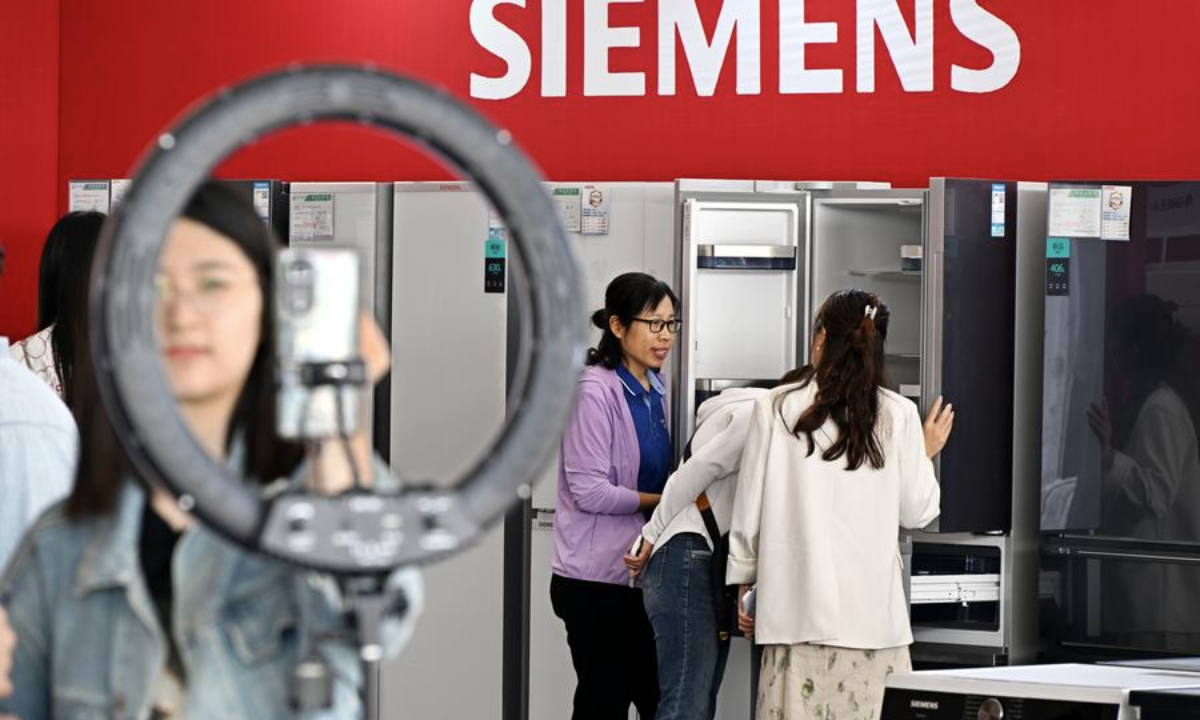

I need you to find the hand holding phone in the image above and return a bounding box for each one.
[738,584,756,639]
[741,585,757,618]
[276,248,362,440]
[624,535,654,586]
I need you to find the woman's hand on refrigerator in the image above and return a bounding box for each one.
[923,396,955,459]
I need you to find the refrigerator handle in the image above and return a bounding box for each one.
[921,248,943,504]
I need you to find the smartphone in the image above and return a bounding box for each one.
[276,248,362,439]
[742,585,757,618]
[627,535,646,587]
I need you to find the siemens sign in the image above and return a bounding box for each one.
[469,0,1021,99]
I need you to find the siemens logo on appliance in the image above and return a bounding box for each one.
[910,698,940,710]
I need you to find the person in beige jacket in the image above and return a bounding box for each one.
[727,288,954,720]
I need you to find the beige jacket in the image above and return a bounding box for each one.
[726,382,939,648]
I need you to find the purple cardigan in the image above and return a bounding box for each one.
[551,364,669,585]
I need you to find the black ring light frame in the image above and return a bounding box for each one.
[90,65,586,574]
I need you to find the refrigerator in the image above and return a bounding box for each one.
[287,182,394,461]
[674,179,807,447]
[1038,181,1200,661]
[378,181,676,720]
[221,179,289,242]
[673,178,1048,672]
[68,178,288,243]
[904,179,1047,668]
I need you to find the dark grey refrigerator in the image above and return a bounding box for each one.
[1039,180,1200,661]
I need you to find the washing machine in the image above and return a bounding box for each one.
[1116,658,1200,720]
[881,663,1200,719]
[1128,687,1200,720]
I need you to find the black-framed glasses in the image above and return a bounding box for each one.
[631,317,683,334]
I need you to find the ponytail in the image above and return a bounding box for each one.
[781,290,890,470]
[586,308,624,369]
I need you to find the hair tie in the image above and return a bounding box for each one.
[864,304,877,320]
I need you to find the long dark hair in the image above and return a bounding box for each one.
[36,211,105,406]
[66,181,304,519]
[781,289,891,471]
[586,272,678,370]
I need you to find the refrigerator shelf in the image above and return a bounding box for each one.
[848,268,922,280]
[697,243,798,271]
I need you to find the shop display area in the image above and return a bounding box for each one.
[1,4,1198,718]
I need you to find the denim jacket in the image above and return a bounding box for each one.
[0,482,422,720]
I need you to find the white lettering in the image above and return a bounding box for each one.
[542,0,568,96]
[950,0,1021,93]
[584,0,646,96]
[780,0,843,94]
[856,0,933,93]
[658,0,761,97]
[469,0,532,100]
[468,0,1022,98]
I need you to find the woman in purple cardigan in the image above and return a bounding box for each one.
[551,272,681,720]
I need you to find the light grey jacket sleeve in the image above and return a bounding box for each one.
[641,405,753,545]
[726,395,773,586]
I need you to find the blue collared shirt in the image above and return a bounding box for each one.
[615,365,672,516]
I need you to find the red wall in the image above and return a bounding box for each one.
[0,0,60,339]
[2,0,1199,337]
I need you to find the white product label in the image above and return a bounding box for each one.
[290,193,335,241]
[68,181,110,213]
[551,186,582,232]
[1048,187,1102,238]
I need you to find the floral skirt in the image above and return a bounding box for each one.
[756,643,911,720]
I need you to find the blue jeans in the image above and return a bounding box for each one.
[642,533,731,720]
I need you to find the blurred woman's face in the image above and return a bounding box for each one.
[155,219,262,407]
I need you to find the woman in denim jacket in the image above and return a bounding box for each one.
[0,181,420,720]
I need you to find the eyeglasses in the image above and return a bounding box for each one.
[630,317,683,334]
[154,274,260,315]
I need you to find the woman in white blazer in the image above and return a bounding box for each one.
[727,288,955,720]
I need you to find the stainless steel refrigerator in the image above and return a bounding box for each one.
[673,178,1048,669]
[287,181,394,460]
[69,178,288,243]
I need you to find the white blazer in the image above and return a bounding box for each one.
[726,381,940,649]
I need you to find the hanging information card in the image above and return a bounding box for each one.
[580,184,611,235]
[1100,185,1132,241]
